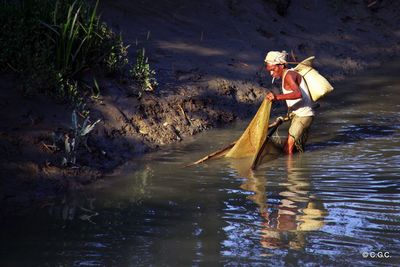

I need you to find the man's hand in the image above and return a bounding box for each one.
[266,92,276,101]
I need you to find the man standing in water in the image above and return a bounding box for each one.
[265,51,314,154]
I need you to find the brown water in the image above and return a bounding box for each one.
[1,63,400,266]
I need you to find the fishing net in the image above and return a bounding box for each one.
[225,99,272,158]
[190,99,283,169]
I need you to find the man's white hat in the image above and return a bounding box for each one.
[264,50,288,65]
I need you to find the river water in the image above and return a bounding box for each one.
[1,63,400,266]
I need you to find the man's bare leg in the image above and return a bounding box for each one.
[284,134,295,154]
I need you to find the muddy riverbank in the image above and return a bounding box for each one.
[1,0,399,214]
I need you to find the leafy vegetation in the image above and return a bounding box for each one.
[130,48,158,93]
[51,110,101,166]
[0,0,129,105]
[1,0,159,169]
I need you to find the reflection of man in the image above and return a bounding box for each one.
[236,156,326,249]
[265,51,314,154]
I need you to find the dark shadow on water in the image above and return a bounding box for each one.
[307,123,398,152]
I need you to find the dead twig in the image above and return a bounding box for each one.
[7,62,19,73]
[290,50,297,62]
[77,111,86,119]
[178,104,191,125]
[367,1,377,8]
[41,142,57,152]
[83,137,92,153]
[185,141,236,167]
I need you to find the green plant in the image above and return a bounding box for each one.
[130,48,158,93]
[0,0,56,91]
[55,73,80,103]
[92,77,100,97]
[0,0,129,103]
[40,0,101,77]
[103,32,130,75]
[62,109,101,166]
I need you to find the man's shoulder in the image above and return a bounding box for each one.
[287,69,301,77]
[285,69,302,83]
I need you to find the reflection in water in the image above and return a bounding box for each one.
[49,194,98,224]
[100,164,153,204]
[43,164,153,226]
[232,155,327,250]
